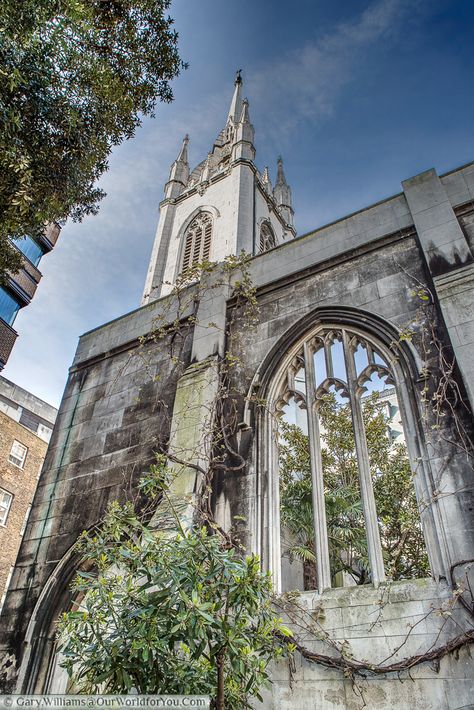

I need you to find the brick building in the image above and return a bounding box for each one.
[0,377,57,606]
[1,75,473,707]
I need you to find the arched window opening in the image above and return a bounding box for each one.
[225,124,234,143]
[181,212,213,272]
[273,326,429,594]
[259,222,276,253]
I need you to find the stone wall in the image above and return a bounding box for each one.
[258,579,473,710]
[0,322,194,689]
[218,228,474,708]
[220,230,473,564]
[1,163,473,706]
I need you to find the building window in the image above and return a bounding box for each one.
[259,222,276,253]
[269,324,429,594]
[181,212,213,272]
[37,423,53,443]
[9,440,28,468]
[0,489,13,526]
[0,287,21,326]
[14,235,45,266]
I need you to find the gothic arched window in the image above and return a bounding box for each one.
[268,324,429,594]
[181,212,213,271]
[259,222,276,253]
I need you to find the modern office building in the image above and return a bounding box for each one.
[0,223,60,370]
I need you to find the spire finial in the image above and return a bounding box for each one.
[239,97,251,124]
[276,156,287,185]
[176,134,189,163]
[262,166,272,193]
[273,155,293,227]
[227,70,243,122]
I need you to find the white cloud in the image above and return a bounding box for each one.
[249,0,423,142]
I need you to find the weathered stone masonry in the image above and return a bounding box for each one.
[1,74,473,707]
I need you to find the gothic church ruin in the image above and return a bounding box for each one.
[1,74,474,708]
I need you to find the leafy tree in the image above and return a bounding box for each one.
[0,0,184,281]
[278,392,429,588]
[58,459,292,709]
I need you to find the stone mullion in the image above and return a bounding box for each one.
[324,337,334,379]
[342,330,386,587]
[270,421,283,593]
[303,342,331,592]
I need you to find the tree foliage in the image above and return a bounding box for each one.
[58,459,291,708]
[279,392,429,587]
[0,0,183,279]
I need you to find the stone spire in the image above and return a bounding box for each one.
[201,152,212,182]
[227,69,243,124]
[165,135,190,198]
[239,94,250,123]
[262,166,272,194]
[273,156,294,227]
[232,96,255,161]
[143,72,296,305]
[177,134,189,162]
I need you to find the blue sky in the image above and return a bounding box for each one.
[4,0,474,408]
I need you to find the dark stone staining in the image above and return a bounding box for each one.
[427,243,473,277]
[228,237,473,523]
[67,440,85,463]
[0,326,194,678]
[104,424,141,454]
[457,211,474,254]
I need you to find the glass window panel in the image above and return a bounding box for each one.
[9,440,28,468]
[361,379,429,580]
[320,386,367,587]
[331,338,346,382]
[0,488,13,525]
[279,397,315,591]
[314,347,327,386]
[0,287,21,326]
[15,236,44,266]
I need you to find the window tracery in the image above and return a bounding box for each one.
[259,222,276,253]
[181,212,213,272]
[271,325,429,594]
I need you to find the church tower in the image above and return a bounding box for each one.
[142,72,296,303]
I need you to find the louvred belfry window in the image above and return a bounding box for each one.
[271,325,429,594]
[181,212,213,271]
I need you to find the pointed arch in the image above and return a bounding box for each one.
[245,306,449,594]
[174,206,220,281]
[259,221,276,253]
[13,543,85,693]
[181,211,213,272]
